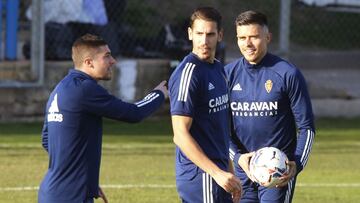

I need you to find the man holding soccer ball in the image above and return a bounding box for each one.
[225,10,315,203]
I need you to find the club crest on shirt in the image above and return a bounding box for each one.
[265,80,273,93]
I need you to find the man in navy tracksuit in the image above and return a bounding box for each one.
[38,34,168,203]
[225,11,315,203]
[169,7,242,203]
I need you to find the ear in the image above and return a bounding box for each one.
[218,28,224,42]
[267,32,272,43]
[188,27,193,41]
[84,57,93,68]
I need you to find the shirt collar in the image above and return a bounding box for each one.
[69,69,97,82]
[243,53,270,69]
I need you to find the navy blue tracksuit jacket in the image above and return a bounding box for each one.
[39,69,165,203]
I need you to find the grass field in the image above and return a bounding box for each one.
[0,117,359,203]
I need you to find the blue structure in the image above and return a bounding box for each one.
[5,0,19,60]
[0,0,2,58]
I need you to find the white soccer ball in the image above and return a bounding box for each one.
[249,147,289,188]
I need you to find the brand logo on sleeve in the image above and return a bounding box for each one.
[47,94,63,122]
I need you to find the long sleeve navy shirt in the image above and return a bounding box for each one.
[39,69,165,203]
[225,53,315,175]
[169,53,231,181]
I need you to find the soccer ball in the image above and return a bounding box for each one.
[249,147,289,188]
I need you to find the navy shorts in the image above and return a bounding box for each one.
[236,170,297,203]
[176,172,232,203]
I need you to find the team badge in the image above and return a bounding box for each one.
[265,80,273,93]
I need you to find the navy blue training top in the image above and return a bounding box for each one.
[39,69,165,203]
[225,53,315,174]
[169,53,230,180]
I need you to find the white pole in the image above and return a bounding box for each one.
[279,0,291,58]
[31,0,44,84]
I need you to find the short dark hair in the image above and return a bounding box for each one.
[190,6,222,31]
[235,10,268,27]
[71,34,107,67]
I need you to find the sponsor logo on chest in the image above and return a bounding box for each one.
[230,79,278,117]
[208,93,229,114]
[230,101,278,117]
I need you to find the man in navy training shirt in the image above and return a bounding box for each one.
[169,7,242,203]
[38,34,168,203]
[225,10,315,203]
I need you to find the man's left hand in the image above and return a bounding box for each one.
[276,160,297,188]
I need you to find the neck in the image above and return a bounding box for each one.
[192,52,215,63]
[75,67,98,81]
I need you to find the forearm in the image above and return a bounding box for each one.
[125,90,165,122]
[287,67,315,173]
[173,130,222,176]
[295,128,315,173]
[171,113,245,195]
[229,134,246,167]
[104,90,165,123]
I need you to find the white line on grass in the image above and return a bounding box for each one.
[297,183,360,187]
[103,184,176,189]
[0,143,174,149]
[0,186,39,191]
[1,183,360,192]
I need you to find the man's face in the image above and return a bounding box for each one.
[236,24,271,64]
[90,45,116,81]
[188,19,223,63]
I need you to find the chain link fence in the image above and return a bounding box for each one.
[12,0,360,62]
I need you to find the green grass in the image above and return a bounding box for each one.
[0,117,360,202]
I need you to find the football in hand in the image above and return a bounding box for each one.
[249,147,289,188]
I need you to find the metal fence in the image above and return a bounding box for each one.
[1,0,360,85]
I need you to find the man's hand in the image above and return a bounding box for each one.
[98,186,108,203]
[228,160,242,202]
[212,170,242,196]
[276,160,297,188]
[231,189,242,203]
[238,152,255,182]
[154,80,168,99]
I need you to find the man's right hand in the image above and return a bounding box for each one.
[154,80,168,99]
[238,152,256,182]
[212,170,242,195]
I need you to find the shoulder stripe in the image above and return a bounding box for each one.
[177,63,189,101]
[183,63,196,102]
[300,130,315,168]
[135,92,160,107]
[177,62,196,102]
